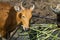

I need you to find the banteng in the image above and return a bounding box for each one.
[0,2,35,40]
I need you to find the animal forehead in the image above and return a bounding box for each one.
[23,9,31,12]
[21,9,32,15]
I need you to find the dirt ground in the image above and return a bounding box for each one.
[0,0,59,24]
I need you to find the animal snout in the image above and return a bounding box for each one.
[21,25,30,31]
[23,27,30,31]
[25,28,30,31]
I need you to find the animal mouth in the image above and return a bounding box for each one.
[21,25,30,31]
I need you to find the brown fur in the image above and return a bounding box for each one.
[0,2,19,39]
[0,2,33,39]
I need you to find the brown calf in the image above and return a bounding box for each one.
[0,2,35,40]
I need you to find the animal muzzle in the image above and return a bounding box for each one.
[21,25,30,31]
[24,27,30,31]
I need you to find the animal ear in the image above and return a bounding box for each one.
[30,5,35,11]
[14,6,20,11]
[19,13,22,18]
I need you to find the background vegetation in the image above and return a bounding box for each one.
[11,24,60,40]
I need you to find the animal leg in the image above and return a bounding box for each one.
[6,32,10,40]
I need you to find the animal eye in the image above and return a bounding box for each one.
[22,16,25,18]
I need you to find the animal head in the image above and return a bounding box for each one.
[50,4,60,14]
[14,3,35,31]
[56,4,60,10]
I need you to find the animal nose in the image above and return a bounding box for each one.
[25,28,30,31]
[21,25,30,31]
